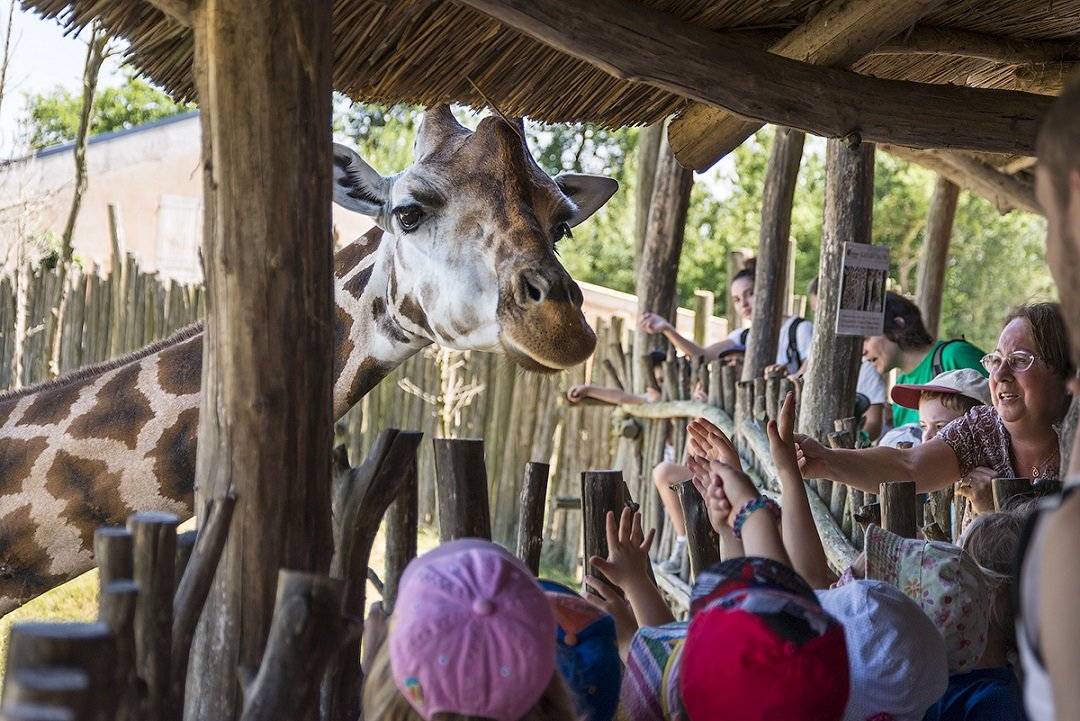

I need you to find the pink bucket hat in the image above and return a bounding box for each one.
[864,524,990,672]
[890,368,991,410]
[389,539,556,721]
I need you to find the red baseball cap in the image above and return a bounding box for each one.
[679,558,849,721]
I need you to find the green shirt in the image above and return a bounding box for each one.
[892,339,988,428]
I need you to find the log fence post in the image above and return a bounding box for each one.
[582,470,632,596]
[879,481,917,539]
[128,512,177,721]
[434,438,492,541]
[673,480,720,576]
[516,462,551,576]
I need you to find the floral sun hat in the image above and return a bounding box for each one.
[864,524,990,672]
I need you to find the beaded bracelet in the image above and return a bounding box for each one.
[731,496,781,540]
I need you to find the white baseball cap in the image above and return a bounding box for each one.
[890,368,991,410]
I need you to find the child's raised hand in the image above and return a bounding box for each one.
[767,391,800,480]
[588,508,656,592]
[583,574,638,661]
[688,455,732,534]
[687,416,742,470]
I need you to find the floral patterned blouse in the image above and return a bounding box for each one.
[937,405,1060,481]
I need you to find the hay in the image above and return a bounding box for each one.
[18,0,1080,128]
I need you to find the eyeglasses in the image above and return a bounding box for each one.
[980,350,1038,374]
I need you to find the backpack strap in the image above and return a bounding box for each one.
[786,317,805,370]
[930,337,965,376]
[739,327,750,346]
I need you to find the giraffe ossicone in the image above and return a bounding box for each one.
[0,106,617,615]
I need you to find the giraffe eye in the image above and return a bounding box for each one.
[394,205,424,232]
[554,222,572,243]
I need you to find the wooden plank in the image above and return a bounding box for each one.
[915,176,961,338]
[669,0,947,169]
[458,0,1052,159]
[881,144,1040,215]
[743,128,804,380]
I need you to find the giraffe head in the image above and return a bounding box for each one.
[332,106,615,372]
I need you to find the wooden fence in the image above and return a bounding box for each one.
[1,260,639,577]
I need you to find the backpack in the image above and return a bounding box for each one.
[929,337,966,377]
[785,317,807,370]
[738,318,806,371]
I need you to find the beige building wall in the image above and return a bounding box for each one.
[0,112,374,279]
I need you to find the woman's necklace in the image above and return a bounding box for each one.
[1031,446,1060,479]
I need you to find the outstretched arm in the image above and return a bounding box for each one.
[638,312,735,362]
[769,393,834,588]
[566,384,648,406]
[795,435,962,495]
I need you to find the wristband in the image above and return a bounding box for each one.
[731,496,781,540]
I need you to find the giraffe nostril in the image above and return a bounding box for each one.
[516,270,549,306]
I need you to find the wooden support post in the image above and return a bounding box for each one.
[633,130,694,392]
[673,480,720,577]
[992,477,1033,511]
[1,668,88,716]
[765,371,784,424]
[383,457,419,614]
[516,462,551,576]
[826,432,852,526]
[753,378,768,422]
[880,481,918,538]
[171,498,236,721]
[915,176,961,338]
[93,527,133,590]
[743,128,805,381]
[173,532,197,595]
[324,430,423,721]
[434,438,493,541]
[800,138,874,505]
[239,573,359,721]
[726,250,749,332]
[2,623,116,721]
[98,581,138,721]
[707,360,722,408]
[692,290,714,346]
[128,512,177,721]
[721,365,737,417]
[185,0,334,718]
[581,470,631,594]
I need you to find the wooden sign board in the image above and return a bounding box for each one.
[836,242,889,336]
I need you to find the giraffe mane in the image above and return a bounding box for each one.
[0,321,205,403]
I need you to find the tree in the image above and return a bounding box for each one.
[23,69,196,150]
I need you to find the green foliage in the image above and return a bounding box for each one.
[332,101,1053,344]
[24,70,196,151]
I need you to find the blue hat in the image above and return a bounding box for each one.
[717,343,746,359]
[538,579,623,721]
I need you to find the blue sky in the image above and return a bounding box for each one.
[0,4,123,158]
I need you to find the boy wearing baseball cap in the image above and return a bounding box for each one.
[891,369,994,517]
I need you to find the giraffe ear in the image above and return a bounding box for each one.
[333,143,391,217]
[555,174,619,227]
[415,105,471,161]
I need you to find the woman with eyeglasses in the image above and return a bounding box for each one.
[794,303,1072,503]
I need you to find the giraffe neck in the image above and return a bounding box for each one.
[0,227,429,615]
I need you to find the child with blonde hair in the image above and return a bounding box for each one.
[362,539,581,721]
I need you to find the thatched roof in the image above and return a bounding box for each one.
[22,0,1080,129]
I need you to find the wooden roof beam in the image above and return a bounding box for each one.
[668,0,950,171]
[457,0,1052,160]
[873,27,1080,64]
[880,144,1042,215]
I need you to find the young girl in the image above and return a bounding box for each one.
[362,539,581,721]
